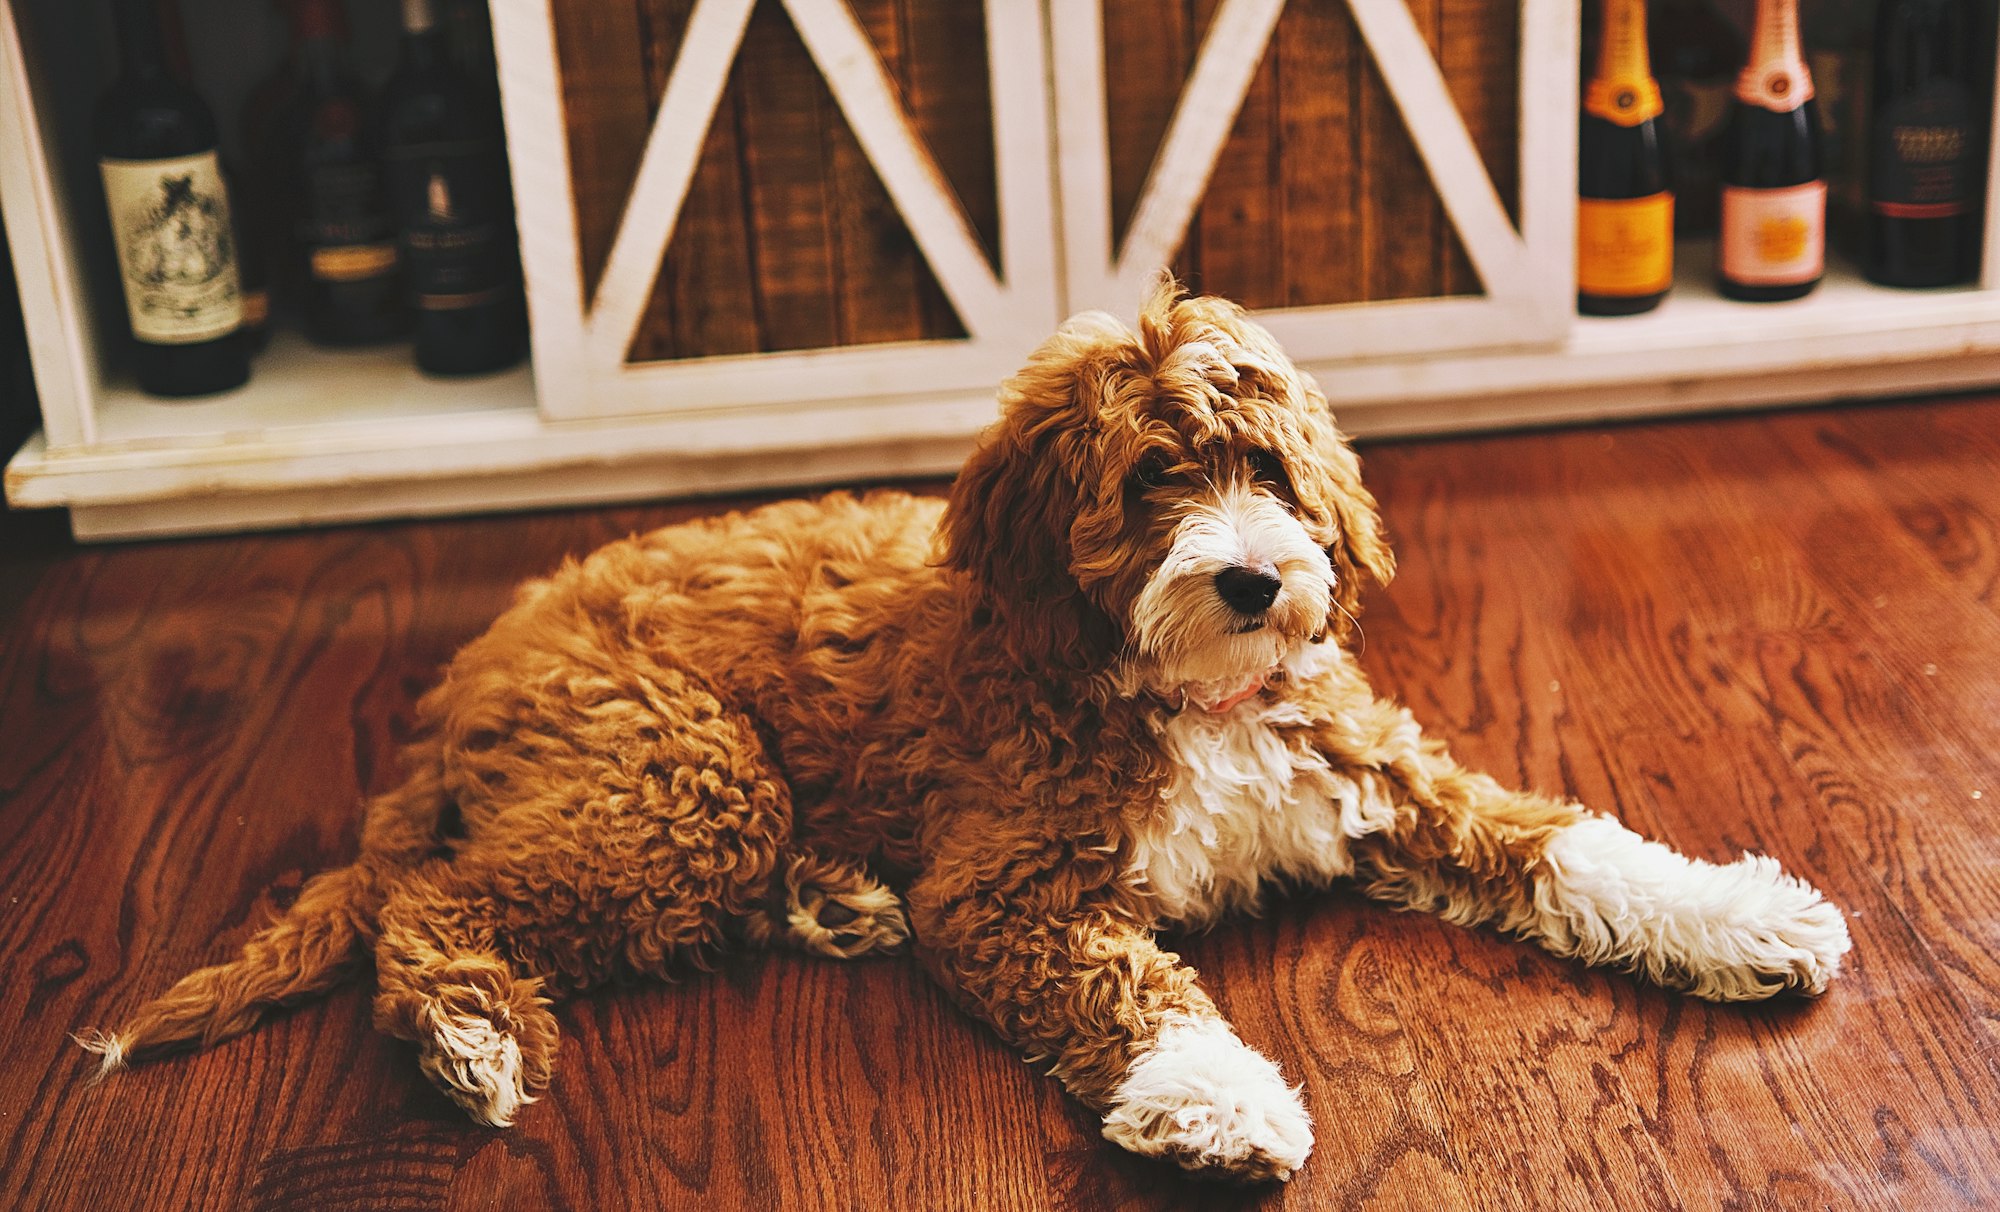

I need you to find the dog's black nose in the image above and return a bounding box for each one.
[1215,565,1282,614]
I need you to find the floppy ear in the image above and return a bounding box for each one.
[1300,382,1394,640]
[940,409,1079,601]
[940,319,1131,670]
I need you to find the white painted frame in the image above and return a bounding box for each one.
[1051,0,1576,359]
[490,0,1060,422]
[0,0,100,449]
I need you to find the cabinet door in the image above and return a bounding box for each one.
[1054,0,1575,360]
[496,0,1060,424]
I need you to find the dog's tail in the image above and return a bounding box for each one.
[75,758,449,1078]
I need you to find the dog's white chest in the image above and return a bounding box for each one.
[1126,698,1398,925]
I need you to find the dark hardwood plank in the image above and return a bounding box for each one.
[6,399,2000,1209]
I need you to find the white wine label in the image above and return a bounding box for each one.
[100,152,243,344]
[1721,182,1826,286]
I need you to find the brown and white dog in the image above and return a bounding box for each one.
[81,285,1851,1181]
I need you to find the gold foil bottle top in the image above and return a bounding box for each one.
[1584,0,1664,125]
[1734,0,1815,111]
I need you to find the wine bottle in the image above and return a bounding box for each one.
[382,0,526,375]
[158,0,270,350]
[93,0,248,397]
[1717,0,1826,302]
[286,0,404,346]
[1649,0,1744,236]
[1867,0,1980,287]
[1578,0,1673,315]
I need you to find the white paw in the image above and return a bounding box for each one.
[1673,854,1852,1001]
[419,1011,534,1127]
[1100,1016,1314,1182]
[1537,817,1854,1002]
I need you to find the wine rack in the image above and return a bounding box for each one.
[6,0,2000,540]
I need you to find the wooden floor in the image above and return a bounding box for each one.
[3,396,1998,1211]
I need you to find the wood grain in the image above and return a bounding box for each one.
[6,397,2000,1209]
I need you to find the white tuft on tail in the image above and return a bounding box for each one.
[72,1029,132,1083]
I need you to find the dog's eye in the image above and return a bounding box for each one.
[1247,448,1289,490]
[1130,452,1172,492]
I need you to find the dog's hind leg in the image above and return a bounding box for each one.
[370,867,560,1127]
[763,848,909,959]
[371,665,795,1123]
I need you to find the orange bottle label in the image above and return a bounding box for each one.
[1578,192,1674,296]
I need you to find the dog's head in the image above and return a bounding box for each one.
[941,283,1393,699]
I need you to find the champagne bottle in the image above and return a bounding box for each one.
[1717,0,1826,302]
[1578,0,1673,315]
[1867,0,1980,287]
[382,0,526,375]
[93,0,249,397]
[286,0,404,346]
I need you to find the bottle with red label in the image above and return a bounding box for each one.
[1717,0,1825,301]
[1578,0,1673,315]
[1867,0,1980,287]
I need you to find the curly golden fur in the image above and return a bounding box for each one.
[82,285,1852,1181]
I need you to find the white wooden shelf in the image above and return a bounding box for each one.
[9,0,2000,541]
[1325,243,2000,435]
[86,330,537,449]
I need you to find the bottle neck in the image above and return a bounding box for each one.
[1584,0,1662,126]
[291,0,353,93]
[1736,0,1814,111]
[402,0,439,35]
[399,27,448,73]
[291,0,349,46]
[110,0,170,80]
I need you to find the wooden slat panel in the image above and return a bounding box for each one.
[1436,0,1518,295]
[1101,0,1500,308]
[829,0,929,349]
[1101,0,1203,257]
[1185,0,1283,304]
[548,0,655,303]
[617,0,974,361]
[629,0,762,360]
[729,1,840,353]
[890,0,1000,272]
[1359,0,1443,301]
[1278,0,1362,307]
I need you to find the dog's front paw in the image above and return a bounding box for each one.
[1537,818,1854,1003]
[1100,1016,1314,1182]
[1676,854,1853,1002]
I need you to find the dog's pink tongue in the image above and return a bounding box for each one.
[1200,673,1267,713]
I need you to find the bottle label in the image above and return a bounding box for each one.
[1578,193,1674,296]
[303,161,398,281]
[386,139,517,312]
[1720,182,1826,285]
[99,152,243,344]
[312,243,400,282]
[1735,0,1814,112]
[1871,86,1973,219]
